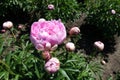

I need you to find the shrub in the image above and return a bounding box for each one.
[82,0,120,38]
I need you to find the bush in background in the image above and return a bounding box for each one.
[0,0,81,24]
[82,0,120,39]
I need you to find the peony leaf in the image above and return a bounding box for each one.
[59,69,71,80]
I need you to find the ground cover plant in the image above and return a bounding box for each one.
[0,0,120,80]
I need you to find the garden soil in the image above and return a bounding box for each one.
[79,24,120,80]
[102,36,120,80]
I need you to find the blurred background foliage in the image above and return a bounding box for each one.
[0,0,80,24]
[83,0,120,39]
[0,0,120,80]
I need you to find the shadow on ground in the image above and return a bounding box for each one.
[77,24,116,55]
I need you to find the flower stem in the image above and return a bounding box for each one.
[10,28,16,39]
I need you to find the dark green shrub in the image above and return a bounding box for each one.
[83,0,120,38]
[0,0,81,24]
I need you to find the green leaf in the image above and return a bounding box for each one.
[0,41,4,56]
[64,68,79,72]
[34,63,40,79]
[4,71,9,80]
[14,74,20,80]
[5,52,12,65]
[59,69,71,80]
[65,60,78,64]
[0,71,6,79]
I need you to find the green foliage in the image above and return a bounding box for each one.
[0,0,80,23]
[0,27,102,80]
[114,72,120,80]
[44,0,80,22]
[83,0,120,38]
[1,0,115,80]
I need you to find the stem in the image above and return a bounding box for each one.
[10,28,16,39]
[66,51,69,60]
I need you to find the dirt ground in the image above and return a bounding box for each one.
[77,24,120,80]
[102,36,120,80]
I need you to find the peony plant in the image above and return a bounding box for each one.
[30,18,66,73]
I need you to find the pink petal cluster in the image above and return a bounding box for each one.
[45,57,60,73]
[48,4,54,10]
[30,19,66,51]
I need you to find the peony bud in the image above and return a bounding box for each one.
[48,4,54,10]
[0,29,6,33]
[94,41,104,51]
[65,42,75,51]
[69,27,80,35]
[101,60,106,65]
[45,57,60,73]
[111,9,116,14]
[18,24,24,29]
[42,51,51,61]
[38,18,46,22]
[3,21,13,29]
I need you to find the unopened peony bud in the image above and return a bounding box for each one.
[3,21,13,29]
[69,27,80,35]
[38,18,46,22]
[65,42,75,51]
[42,51,51,61]
[1,29,6,33]
[94,41,104,51]
[111,9,116,14]
[18,24,24,29]
[45,57,60,73]
[48,4,54,10]
[101,60,106,65]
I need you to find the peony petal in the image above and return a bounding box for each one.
[35,44,44,50]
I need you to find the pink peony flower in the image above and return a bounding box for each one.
[65,42,75,51]
[3,21,13,29]
[30,19,66,51]
[45,57,60,73]
[69,27,80,35]
[94,41,104,51]
[48,4,54,10]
